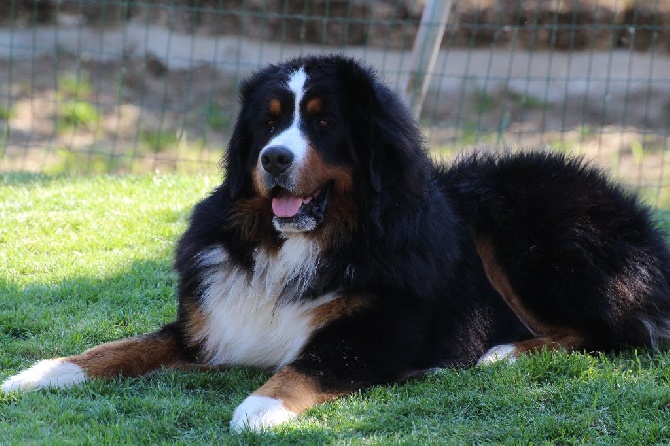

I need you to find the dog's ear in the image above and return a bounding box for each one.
[341,58,428,236]
[224,72,264,201]
[223,114,252,201]
[344,59,425,196]
[341,60,384,194]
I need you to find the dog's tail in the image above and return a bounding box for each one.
[2,323,186,392]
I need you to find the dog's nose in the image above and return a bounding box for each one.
[261,146,294,176]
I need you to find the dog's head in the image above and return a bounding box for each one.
[225,55,428,238]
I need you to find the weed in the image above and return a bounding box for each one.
[517,94,547,110]
[46,147,126,174]
[579,125,596,137]
[456,122,480,146]
[57,73,94,100]
[475,90,496,114]
[631,140,645,164]
[140,130,180,153]
[0,105,16,120]
[203,102,231,130]
[0,126,8,158]
[57,100,100,131]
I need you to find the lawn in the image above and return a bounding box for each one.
[2,173,670,444]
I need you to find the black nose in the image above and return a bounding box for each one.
[261,146,294,176]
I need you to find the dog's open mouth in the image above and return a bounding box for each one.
[270,183,330,232]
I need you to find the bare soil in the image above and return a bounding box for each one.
[5,1,670,52]
[0,1,669,203]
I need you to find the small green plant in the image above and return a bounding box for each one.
[54,72,100,132]
[0,105,16,120]
[517,94,547,110]
[58,100,100,130]
[0,125,8,158]
[579,125,596,137]
[549,140,572,153]
[140,129,180,153]
[203,103,230,130]
[57,73,94,100]
[47,147,126,175]
[630,140,645,164]
[455,122,479,146]
[475,90,495,114]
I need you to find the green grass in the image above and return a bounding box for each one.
[2,174,670,444]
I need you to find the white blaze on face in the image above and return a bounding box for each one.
[258,67,309,174]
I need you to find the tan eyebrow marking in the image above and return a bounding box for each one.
[306,97,323,114]
[269,98,281,115]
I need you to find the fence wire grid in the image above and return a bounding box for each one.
[1,0,670,204]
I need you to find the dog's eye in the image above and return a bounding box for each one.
[317,119,329,129]
[266,120,277,132]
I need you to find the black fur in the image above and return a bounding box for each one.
[445,152,670,350]
[9,55,670,431]
[175,55,670,394]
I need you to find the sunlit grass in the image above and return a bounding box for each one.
[1,174,670,443]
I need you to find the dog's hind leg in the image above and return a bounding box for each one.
[475,237,586,365]
[448,153,670,365]
[477,331,584,365]
[2,323,186,392]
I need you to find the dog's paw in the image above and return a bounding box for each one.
[476,344,518,366]
[2,359,86,392]
[230,395,297,433]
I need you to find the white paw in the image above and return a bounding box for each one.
[477,344,518,366]
[230,395,297,433]
[2,359,86,392]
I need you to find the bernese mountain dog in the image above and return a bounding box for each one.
[4,54,670,432]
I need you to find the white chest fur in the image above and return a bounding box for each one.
[193,237,334,369]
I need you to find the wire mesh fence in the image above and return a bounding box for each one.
[1,0,669,204]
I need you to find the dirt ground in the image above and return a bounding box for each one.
[5,1,670,52]
[0,2,669,203]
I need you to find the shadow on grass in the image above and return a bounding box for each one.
[3,254,670,443]
[1,258,178,365]
[0,257,270,439]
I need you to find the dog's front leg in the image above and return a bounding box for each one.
[230,313,426,433]
[230,365,348,432]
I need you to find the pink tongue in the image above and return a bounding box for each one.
[272,195,303,218]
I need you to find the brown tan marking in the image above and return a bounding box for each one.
[296,148,354,197]
[475,237,585,352]
[306,97,323,115]
[269,98,281,116]
[512,330,584,355]
[253,366,347,414]
[181,300,210,358]
[301,148,358,245]
[310,295,368,329]
[229,196,281,251]
[252,162,270,197]
[67,333,184,378]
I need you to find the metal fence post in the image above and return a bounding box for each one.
[403,0,452,120]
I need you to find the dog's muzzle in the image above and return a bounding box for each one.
[259,145,330,233]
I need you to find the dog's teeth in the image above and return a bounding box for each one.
[303,196,312,204]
